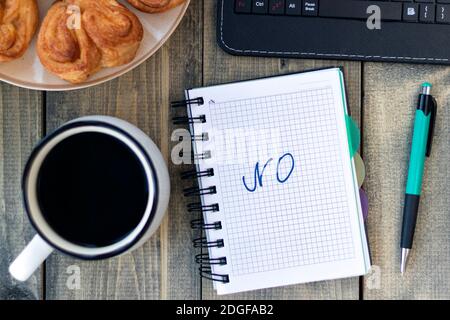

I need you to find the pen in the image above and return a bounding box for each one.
[400,82,437,274]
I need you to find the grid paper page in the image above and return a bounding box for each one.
[211,87,355,276]
[187,68,370,294]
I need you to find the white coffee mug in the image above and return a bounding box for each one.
[9,116,170,281]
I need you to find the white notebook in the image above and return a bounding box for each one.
[184,68,370,295]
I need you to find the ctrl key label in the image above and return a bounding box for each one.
[252,0,268,14]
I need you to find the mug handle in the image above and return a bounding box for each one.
[9,235,54,281]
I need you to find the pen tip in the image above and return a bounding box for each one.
[400,248,410,276]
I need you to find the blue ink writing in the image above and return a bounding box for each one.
[242,153,295,192]
[242,158,273,192]
[276,153,295,183]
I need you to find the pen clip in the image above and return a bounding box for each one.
[426,97,437,157]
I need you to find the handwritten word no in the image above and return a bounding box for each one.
[242,153,295,192]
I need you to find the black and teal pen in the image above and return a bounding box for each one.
[401,83,437,274]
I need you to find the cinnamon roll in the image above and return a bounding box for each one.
[127,0,185,13]
[79,0,143,67]
[37,1,102,84]
[37,0,143,83]
[0,0,38,62]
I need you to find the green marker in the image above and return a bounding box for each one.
[400,82,437,274]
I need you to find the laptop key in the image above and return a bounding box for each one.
[303,0,318,16]
[437,5,450,23]
[319,0,402,21]
[253,0,269,14]
[403,3,419,22]
[235,0,252,13]
[286,0,302,16]
[419,4,435,23]
[269,0,285,15]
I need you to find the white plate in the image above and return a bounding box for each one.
[0,0,190,91]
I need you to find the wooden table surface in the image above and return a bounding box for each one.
[1,1,449,300]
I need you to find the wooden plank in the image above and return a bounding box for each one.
[164,0,203,299]
[44,1,202,300]
[362,63,450,299]
[201,0,362,299]
[0,83,43,299]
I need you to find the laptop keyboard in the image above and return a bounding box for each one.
[235,0,450,24]
[219,0,450,64]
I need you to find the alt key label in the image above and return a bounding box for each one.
[286,0,302,15]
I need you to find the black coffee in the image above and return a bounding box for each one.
[36,131,149,248]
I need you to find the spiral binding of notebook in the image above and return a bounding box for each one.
[171,97,230,284]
